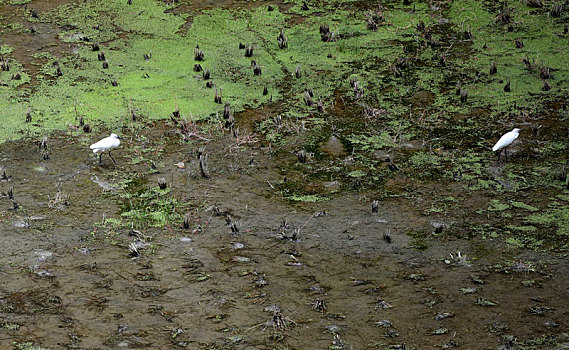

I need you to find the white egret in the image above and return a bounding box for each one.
[492,128,520,159]
[90,133,121,164]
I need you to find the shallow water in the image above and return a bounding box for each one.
[0,125,567,349]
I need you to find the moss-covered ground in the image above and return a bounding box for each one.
[1,0,568,249]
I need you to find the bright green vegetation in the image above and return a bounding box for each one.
[12,342,49,350]
[483,193,569,250]
[526,201,569,236]
[286,193,326,202]
[0,0,568,250]
[0,0,437,143]
[2,322,20,331]
[0,0,32,4]
[488,200,510,211]
[514,333,569,350]
[119,178,184,228]
[510,201,539,212]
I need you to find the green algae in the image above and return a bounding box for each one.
[0,0,32,4]
[2,0,560,149]
[2,322,19,331]
[0,45,30,88]
[286,193,325,202]
[506,225,537,233]
[446,0,569,104]
[488,199,510,211]
[347,132,395,151]
[0,0,567,254]
[526,204,569,236]
[510,201,539,212]
[0,0,436,143]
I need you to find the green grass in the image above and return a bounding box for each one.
[1,0,568,249]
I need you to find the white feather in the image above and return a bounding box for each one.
[90,133,120,154]
[492,128,520,152]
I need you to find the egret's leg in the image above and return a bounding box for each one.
[99,153,103,164]
[108,150,117,164]
[504,147,508,160]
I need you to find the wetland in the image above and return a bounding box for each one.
[0,0,568,349]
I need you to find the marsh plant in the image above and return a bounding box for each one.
[120,179,182,228]
[277,29,288,49]
[198,147,210,179]
[48,188,70,210]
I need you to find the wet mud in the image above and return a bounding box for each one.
[0,122,567,349]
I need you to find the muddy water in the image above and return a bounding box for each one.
[0,124,567,350]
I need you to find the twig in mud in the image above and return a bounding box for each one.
[129,227,150,241]
[198,147,210,179]
[179,119,211,142]
[183,213,191,229]
[372,200,379,213]
[248,312,297,333]
[383,230,392,243]
[446,251,470,266]
[279,215,313,241]
[48,188,70,210]
[1,186,14,199]
[311,299,327,313]
[228,128,260,148]
[287,254,302,266]
[1,170,11,181]
[203,214,214,226]
[299,216,313,231]
[128,242,141,258]
[375,299,393,310]
[112,269,136,283]
[86,296,108,311]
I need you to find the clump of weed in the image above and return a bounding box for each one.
[119,178,184,228]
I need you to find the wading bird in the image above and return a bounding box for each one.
[90,133,121,164]
[492,128,520,160]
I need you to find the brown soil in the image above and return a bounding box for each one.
[0,122,567,349]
